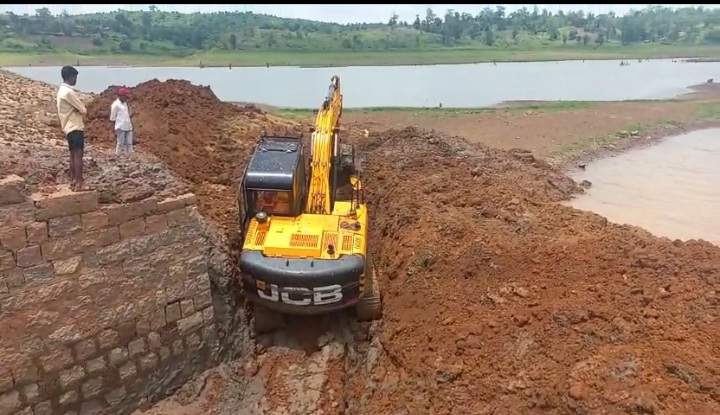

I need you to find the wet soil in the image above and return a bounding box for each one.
[140,84,720,413]
[335,97,720,169]
[142,123,720,415]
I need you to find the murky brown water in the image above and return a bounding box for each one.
[567,129,720,245]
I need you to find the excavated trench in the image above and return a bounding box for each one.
[81,80,720,415]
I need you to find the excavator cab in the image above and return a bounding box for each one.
[237,77,381,333]
[242,136,305,221]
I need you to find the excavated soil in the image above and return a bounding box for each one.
[85,79,299,239]
[0,70,189,200]
[95,80,720,415]
[140,120,720,414]
[8,72,720,414]
[357,128,720,414]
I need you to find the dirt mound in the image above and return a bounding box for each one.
[140,124,720,415]
[89,77,720,414]
[0,70,188,200]
[85,79,299,235]
[352,127,720,414]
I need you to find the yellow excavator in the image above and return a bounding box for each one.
[237,76,382,332]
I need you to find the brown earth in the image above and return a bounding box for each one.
[343,102,696,159]
[5,72,720,414]
[120,81,719,414]
[141,123,720,415]
[0,70,189,201]
[84,79,299,239]
[334,84,720,167]
[357,128,720,414]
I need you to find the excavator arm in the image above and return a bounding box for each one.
[306,76,342,215]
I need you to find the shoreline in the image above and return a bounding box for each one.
[0,55,691,69]
[5,67,717,176]
[0,49,716,68]
[557,119,720,171]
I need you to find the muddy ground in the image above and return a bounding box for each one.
[326,82,720,168]
[4,71,720,414]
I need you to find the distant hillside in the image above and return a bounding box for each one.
[2,6,720,65]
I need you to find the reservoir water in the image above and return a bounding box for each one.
[567,129,720,245]
[5,58,720,108]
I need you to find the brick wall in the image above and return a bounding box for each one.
[0,175,220,415]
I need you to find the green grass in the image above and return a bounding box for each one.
[547,118,686,165]
[4,43,720,67]
[502,101,594,112]
[0,51,174,66]
[273,108,315,120]
[696,102,720,119]
[273,102,594,119]
[551,134,624,164]
[274,101,597,122]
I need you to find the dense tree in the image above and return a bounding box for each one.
[119,40,131,51]
[388,13,398,28]
[141,12,152,39]
[484,27,495,46]
[705,29,720,43]
[1,5,720,54]
[548,23,560,41]
[569,28,579,41]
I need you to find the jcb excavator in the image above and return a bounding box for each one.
[237,76,382,332]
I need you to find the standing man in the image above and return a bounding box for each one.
[56,65,87,191]
[110,87,134,156]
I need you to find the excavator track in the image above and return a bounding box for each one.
[356,257,382,321]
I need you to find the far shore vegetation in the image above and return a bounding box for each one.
[2,6,720,66]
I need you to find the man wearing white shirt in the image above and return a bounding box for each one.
[110,87,134,156]
[56,65,87,191]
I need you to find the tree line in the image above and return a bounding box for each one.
[1,5,720,53]
[396,5,720,46]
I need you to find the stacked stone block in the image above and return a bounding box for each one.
[0,176,218,415]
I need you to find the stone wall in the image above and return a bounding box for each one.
[0,175,220,415]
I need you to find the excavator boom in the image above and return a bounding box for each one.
[306,76,342,215]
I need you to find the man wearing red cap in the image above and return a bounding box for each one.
[110,87,134,156]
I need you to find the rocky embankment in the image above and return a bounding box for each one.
[0,70,190,203]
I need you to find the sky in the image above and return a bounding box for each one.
[2,4,719,24]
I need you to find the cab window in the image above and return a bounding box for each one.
[249,190,291,216]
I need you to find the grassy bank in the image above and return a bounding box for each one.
[4,44,720,67]
[696,101,720,119]
[274,101,596,119]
